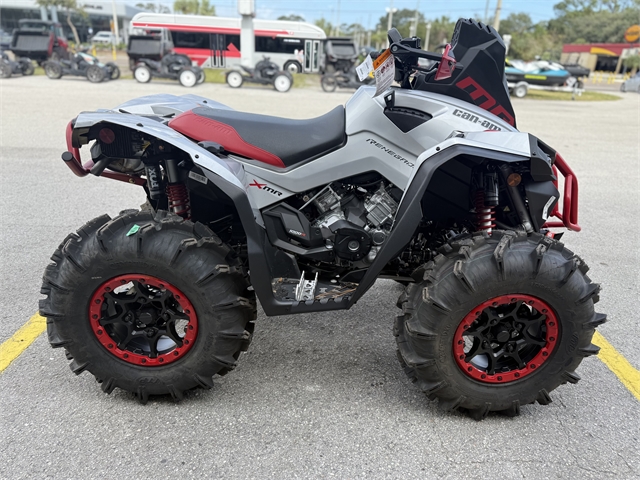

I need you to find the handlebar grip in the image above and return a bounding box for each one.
[387,28,402,46]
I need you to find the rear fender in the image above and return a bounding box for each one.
[72,110,244,190]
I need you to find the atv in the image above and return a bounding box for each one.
[44,51,120,83]
[225,56,293,92]
[133,53,204,87]
[0,50,34,78]
[321,66,374,92]
[42,20,605,419]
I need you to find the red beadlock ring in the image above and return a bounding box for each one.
[453,294,559,384]
[89,274,198,366]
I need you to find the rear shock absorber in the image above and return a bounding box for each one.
[475,172,498,233]
[164,158,191,220]
[166,183,191,220]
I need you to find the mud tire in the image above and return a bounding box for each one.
[39,210,257,403]
[395,231,605,419]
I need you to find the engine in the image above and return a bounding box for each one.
[310,182,399,266]
[262,178,401,270]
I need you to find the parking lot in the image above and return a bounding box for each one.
[0,76,638,479]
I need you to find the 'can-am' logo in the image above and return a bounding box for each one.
[249,179,283,196]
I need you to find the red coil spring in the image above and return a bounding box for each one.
[475,191,496,233]
[167,183,191,220]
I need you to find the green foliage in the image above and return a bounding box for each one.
[549,0,640,42]
[173,0,215,16]
[136,3,171,13]
[278,14,305,22]
[623,54,640,69]
[314,18,335,36]
[36,0,82,44]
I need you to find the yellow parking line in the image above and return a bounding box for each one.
[0,314,46,373]
[593,331,640,401]
[0,314,639,403]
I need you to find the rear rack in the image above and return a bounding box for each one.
[543,152,581,232]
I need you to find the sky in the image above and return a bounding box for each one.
[148,0,563,30]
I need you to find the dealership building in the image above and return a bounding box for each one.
[0,0,143,42]
[561,43,640,73]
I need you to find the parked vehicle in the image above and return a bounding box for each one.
[44,19,604,419]
[130,13,325,73]
[126,29,174,70]
[620,71,640,92]
[226,56,292,92]
[44,51,120,83]
[320,67,373,92]
[9,19,68,64]
[0,29,12,50]
[91,31,122,45]
[0,50,34,78]
[133,52,204,87]
[506,59,574,87]
[322,37,358,73]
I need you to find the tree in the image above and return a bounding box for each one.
[36,0,82,45]
[136,3,171,14]
[278,14,305,22]
[173,0,215,16]
[623,54,640,73]
[314,18,334,36]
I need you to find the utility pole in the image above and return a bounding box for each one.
[410,0,420,38]
[484,0,490,24]
[385,1,398,47]
[493,0,502,32]
[425,21,431,50]
[336,0,341,36]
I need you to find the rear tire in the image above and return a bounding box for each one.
[196,70,205,84]
[44,61,63,79]
[86,64,106,83]
[284,60,302,74]
[226,70,243,88]
[39,211,257,402]
[273,73,292,92]
[134,65,152,83]
[395,231,605,419]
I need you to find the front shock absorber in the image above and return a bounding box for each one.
[475,172,498,233]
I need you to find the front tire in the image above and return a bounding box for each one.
[44,61,63,79]
[106,62,120,80]
[86,64,106,83]
[19,58,35,75]
[0,63,11,78]
[321,74,337,92]
[39,211,257,402]
[395,231,605,419]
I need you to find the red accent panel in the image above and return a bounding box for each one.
[543,152,581,232]
[456,76,515,126]
[169,111,286,168]
[132,22,291,37]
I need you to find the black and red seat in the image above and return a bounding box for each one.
[168,106,346,168]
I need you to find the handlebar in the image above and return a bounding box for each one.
[386,27,463,85]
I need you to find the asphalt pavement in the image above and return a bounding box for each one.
[0,76,638,479]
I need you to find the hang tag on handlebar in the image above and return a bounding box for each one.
[356,54,374,81]
[372,49,395,97]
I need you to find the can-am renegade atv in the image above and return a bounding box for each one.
[41,20,605,419]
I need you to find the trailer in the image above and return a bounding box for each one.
[508,78,585,98]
